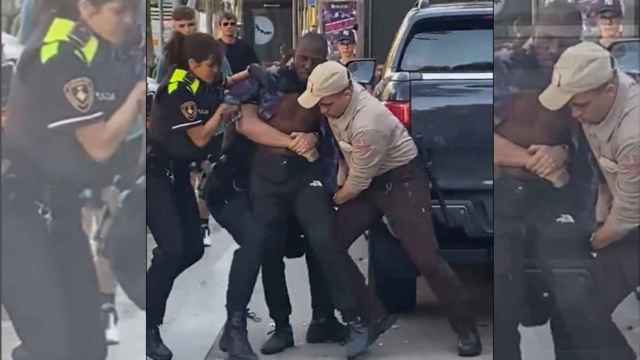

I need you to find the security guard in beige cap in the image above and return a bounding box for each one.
[540,41,639,330]
[298,61,482,356]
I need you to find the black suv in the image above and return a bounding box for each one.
[350,0,493,310]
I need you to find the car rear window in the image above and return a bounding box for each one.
[399,16,493,73]
[611,41,640,74]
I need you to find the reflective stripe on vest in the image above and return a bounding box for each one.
[167,69,200,95]
[40,18,99,65]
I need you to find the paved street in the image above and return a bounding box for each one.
[1,286,145,360]
[146,218,495,360]
[145,218,493,360]
[151,217,638,360]
[2,217,637,360]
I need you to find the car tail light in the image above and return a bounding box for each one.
[384,101,411,128]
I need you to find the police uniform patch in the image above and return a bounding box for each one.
[353,136,372,154]
[63,77,95,113]
[180,101,198,122]
[618,145,640,176]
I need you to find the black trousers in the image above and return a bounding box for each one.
[147,168,204,327]
[261,225,335,323]
[493,175,635,360]
[207,182,266,314]
[207,173,334,322]
[335,159,474,333]
[250,152,362,321]
[1,187,106,360]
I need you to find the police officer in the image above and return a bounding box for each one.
[1,1,144,359]
[493,3,635,359]
[539,41,639,356]
[146,32,239,360]
[298,60,482,357]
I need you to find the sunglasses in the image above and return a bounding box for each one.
[177,22,196,28]
[221,21,237,27]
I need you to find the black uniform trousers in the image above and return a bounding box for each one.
[493,174,635,360]
[1,185,106,360]
[250,152,362,322]
[206,180,267,314]
[335,159,475,334]
[147,165,204,327]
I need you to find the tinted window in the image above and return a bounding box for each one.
[400,16,493,72]
[611,41,640,74]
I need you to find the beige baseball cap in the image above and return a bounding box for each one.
[539,41,615,111]
[298,61,350,109]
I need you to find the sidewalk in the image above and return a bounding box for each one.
[204,228,494,360]
[1,288,144,360]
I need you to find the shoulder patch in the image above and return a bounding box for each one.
[180,101,198,122]
[63,77,94,113]
[618,145,640,175]
[353,135,373,153]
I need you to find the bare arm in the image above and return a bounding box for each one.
[494,133,530,168]
[75,81,145,162]
[235,104,292,148]
[186,104,238,148]
[224,70,250,88]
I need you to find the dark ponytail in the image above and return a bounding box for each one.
[165,32,225,71]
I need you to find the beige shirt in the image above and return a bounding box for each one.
[327,83,417,193]
[582,72,640,234]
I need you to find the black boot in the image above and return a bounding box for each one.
[219,311,258,360]
[448,303,482,357]
[457,328,482,357]
[260,323,294,355]
[306,312,348,344]
[147,326,173,360]
[368,312,398,345]
[345,317,370,359]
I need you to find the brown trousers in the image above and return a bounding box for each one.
[336,159,475,333]
[593,228,639,315]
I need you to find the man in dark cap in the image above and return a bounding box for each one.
[596,0,624,49]
[336,29,356,66]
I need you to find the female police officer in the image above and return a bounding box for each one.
[1,0,144,359]
[146,32,239,360]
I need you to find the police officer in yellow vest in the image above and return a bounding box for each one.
[146,33,238,360]
[1,1,144,359]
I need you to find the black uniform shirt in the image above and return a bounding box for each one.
[4,18,138,192]
[149,68,224,164]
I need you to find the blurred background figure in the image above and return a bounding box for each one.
[155,6,197,83]
[336,29,356,65]
[596,0,625,49]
